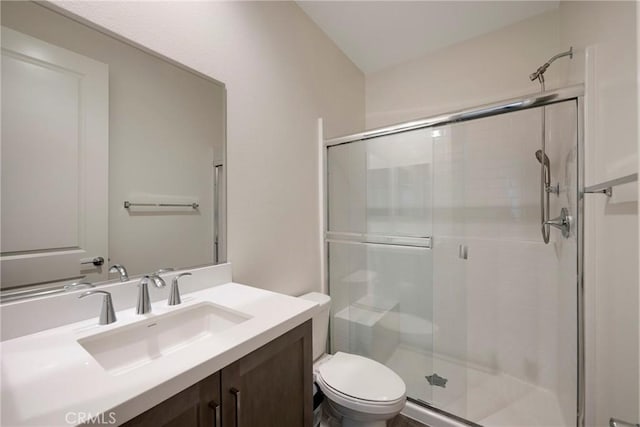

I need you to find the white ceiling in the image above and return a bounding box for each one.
[297,1,559,73]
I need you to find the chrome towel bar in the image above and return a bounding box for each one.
[124,201,199,209]
[584,173,637,197]
[610,417,640,427]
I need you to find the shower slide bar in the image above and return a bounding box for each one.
[326,231,431,248]
[583,173,638,197]
[325,85,584,147]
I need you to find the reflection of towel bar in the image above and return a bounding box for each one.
[584,173,637,197]
[124,201,199,209]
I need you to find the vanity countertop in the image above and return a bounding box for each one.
[1,282,317,426]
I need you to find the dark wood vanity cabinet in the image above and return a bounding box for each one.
[121,372,221,427]
[221,320,313,427]
[122,320,312,427]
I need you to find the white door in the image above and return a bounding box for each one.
[1,27,109,290]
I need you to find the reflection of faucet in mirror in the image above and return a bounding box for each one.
[64,281,95,291]
[136,274,167,315]
[109,264,129,282]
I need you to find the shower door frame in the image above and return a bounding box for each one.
[323,84,585,427]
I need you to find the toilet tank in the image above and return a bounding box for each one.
[299,292,331,361]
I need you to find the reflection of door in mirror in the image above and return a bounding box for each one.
[1,27,109,289]
[1,1,226,298]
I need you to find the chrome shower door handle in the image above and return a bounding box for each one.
[544,207,572,238]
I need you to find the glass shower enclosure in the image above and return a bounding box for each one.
[325,87,583,427]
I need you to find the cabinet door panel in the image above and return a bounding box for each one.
[222,321,312,427]
[122,372,220,427]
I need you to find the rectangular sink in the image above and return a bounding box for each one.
[78,302,251,375]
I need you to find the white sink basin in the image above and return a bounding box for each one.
[78,302,251,375]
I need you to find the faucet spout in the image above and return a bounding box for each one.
[136,276,152,314]
[109,264,129,282]
[135,273,167,314]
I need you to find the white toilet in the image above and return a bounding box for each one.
[300,292,406,427]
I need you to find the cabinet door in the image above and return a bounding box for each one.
[122,372,221,427]
[221,321,313,427]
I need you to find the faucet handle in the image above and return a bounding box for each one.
[109,264,129,282]
[78,290,117,325]
[64,281,95,291]
[169,272,192,306]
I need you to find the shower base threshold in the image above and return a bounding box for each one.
[388,345,571,427]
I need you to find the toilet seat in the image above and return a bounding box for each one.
[315,352,406,415]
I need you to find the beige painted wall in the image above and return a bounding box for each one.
[52,1,365,296]
[559,3,639,426]
[365,9,561,129]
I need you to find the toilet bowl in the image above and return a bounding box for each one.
[300,292,406,427]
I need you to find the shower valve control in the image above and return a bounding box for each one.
[545,207,572,238]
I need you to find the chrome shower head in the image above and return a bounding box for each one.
[530,47,573,82]
[535,149,550,167]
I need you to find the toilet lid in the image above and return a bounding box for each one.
[317,352,405,402]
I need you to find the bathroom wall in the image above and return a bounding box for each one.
[51,1,366,296]
[365,2,639,426]
[365,9,561,129]
[558,3,639,426]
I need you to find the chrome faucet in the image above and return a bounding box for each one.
[78,290,117,325]
[109,264,129,282]
[136,274,167,314]
[168,272,191,306]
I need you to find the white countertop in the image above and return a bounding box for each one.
[1,282,317,426]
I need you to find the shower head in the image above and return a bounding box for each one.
[535,149,552,186]
[535,149,550,167]
[529,47,573,82]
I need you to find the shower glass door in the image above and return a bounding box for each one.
[430,100,579,426]
[327,128,434,405]
[326,97,580,427]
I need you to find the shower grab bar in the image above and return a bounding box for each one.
[584,173,637,197]
[124,201,199,209]
[326,231,431,248]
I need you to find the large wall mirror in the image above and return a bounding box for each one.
[1,1,226,300]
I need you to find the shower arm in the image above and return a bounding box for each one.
[529,47,574,83]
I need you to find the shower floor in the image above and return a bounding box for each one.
[386,345,569,427]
